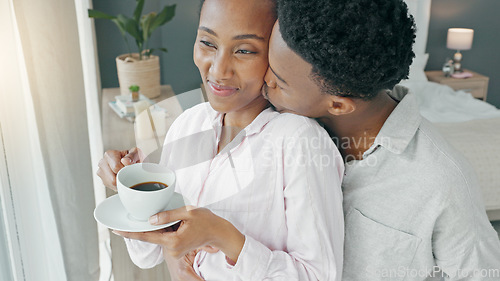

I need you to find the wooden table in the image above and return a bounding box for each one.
[101,85,183,281]
[425,69,489,101]
[102,85,183,151]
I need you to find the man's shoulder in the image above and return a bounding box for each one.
[409,118,479,193]
[417,119,474,173]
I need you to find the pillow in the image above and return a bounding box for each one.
[406,53,429,82]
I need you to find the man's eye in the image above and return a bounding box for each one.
[201,40,215,48]
[236,49,255,54]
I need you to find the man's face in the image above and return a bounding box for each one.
[263,21,331,118]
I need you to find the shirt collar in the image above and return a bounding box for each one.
[365,85,422,157]
[205,104,279,137]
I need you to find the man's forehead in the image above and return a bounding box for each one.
[269,22,312,82]
[268,23,294,77]
[269,22,288,49]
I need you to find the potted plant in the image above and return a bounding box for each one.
[89,0,176,98]
[129,85,140,102]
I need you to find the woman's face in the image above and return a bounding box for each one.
[194,0,275,114]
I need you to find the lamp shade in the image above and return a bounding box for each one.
[447,28,474,50]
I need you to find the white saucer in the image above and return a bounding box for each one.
[94,193,186,232]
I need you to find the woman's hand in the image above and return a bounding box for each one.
[113,206,245,262]
[164,249,204,281]
[96,147,142,191]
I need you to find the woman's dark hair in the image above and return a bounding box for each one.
[277,0,416,100]
[200,0,277,18]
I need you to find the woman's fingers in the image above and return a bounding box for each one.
[97,160,118,191]
[112,229,166,245]
[149,206,194,225]
[104,150,127,174]
[165,250,204,281]
[198,245,220,253]
[97,148,140,190]
[121,147,142,165]
[116,208,227,260]
[112,228,186,257]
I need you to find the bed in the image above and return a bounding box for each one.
[401,0,500,220]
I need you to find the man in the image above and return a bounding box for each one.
[260,0,500,280]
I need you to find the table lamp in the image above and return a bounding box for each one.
[447,28,474,73]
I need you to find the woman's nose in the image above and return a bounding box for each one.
[264,68,277,88]
[210,53,233,80]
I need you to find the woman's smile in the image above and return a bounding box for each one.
[207,80,239,97]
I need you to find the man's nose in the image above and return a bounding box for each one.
[264,67,277,88]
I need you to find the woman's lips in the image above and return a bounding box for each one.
[208,81,238,97]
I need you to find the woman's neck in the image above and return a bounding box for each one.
[223,97,270,129]
[217,96,269,153]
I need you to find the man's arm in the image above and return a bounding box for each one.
[432,177,500,280]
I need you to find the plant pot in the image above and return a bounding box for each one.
[116,53,161,99]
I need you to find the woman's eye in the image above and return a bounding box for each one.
[200,40,215,48]
[236,49,255,54]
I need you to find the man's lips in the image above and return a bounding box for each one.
[207,81,238,97]
[260,84,286,112]
[261,84,269,100]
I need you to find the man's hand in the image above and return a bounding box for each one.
[96,147,142,191]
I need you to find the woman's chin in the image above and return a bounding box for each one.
[206,97,232,113]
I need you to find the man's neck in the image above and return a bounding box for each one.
[319,92,398,161]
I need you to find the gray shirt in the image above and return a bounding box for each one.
[342,86,500,281]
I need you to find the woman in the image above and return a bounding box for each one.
[101,0,344,279]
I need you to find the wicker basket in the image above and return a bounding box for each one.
[116,53,160,98]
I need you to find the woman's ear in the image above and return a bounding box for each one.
[326,95,356,116]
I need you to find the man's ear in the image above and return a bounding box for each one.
[326,95,356,115]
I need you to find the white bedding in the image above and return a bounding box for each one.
[399,80,500,212]
[399,80,500,122]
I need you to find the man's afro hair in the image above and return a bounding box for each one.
[277,0,416,100]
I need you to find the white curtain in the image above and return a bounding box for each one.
[0,0,101,280]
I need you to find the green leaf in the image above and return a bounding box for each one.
[129,85,140,92]
[146,48,168,57]
[111,18,127,37]
[88,9,116,20]
[147,4,176,39]
[133,0,145,22]
[116,14,142,42]
[140,12,156,42]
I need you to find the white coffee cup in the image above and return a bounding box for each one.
[117,163,175,221]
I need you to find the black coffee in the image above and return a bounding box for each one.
[130,181,168,191]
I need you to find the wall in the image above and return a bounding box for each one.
[426,0,500,108]
[92,0,201,95]
[94,0,500,108]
